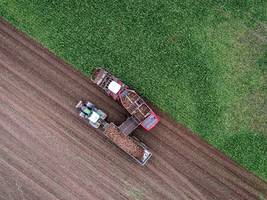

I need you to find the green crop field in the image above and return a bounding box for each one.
[1,0,266,180]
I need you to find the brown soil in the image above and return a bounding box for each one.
[0,18,266,200]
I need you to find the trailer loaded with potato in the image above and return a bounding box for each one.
[76,68,159,165]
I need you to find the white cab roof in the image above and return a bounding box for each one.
[88,111,100,123]
[108,81,121,94]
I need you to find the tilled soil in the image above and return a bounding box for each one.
[0,18,266,200]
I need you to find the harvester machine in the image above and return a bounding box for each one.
[91,68,160,133]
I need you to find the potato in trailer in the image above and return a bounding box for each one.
[103,123,152,166]
[76,101,152,165]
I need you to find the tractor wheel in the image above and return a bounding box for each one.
[98,109,107,119]
[86,101,94,108]
[79,112,86,118]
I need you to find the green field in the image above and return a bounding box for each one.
[1,0,266,180]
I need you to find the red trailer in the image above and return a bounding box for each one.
[91,68,160,132]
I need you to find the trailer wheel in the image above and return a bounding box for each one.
[132,136,140,142]
[98,109,107,119]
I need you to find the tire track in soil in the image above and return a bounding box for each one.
[0,18,266,200]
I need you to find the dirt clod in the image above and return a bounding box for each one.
[0,18,266,200]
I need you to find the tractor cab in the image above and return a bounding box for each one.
[81,106,100,123]
[76,100,108,129]
[88,111,100,123]
[82,107,92,116]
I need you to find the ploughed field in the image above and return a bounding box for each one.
[0,19,266,200]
